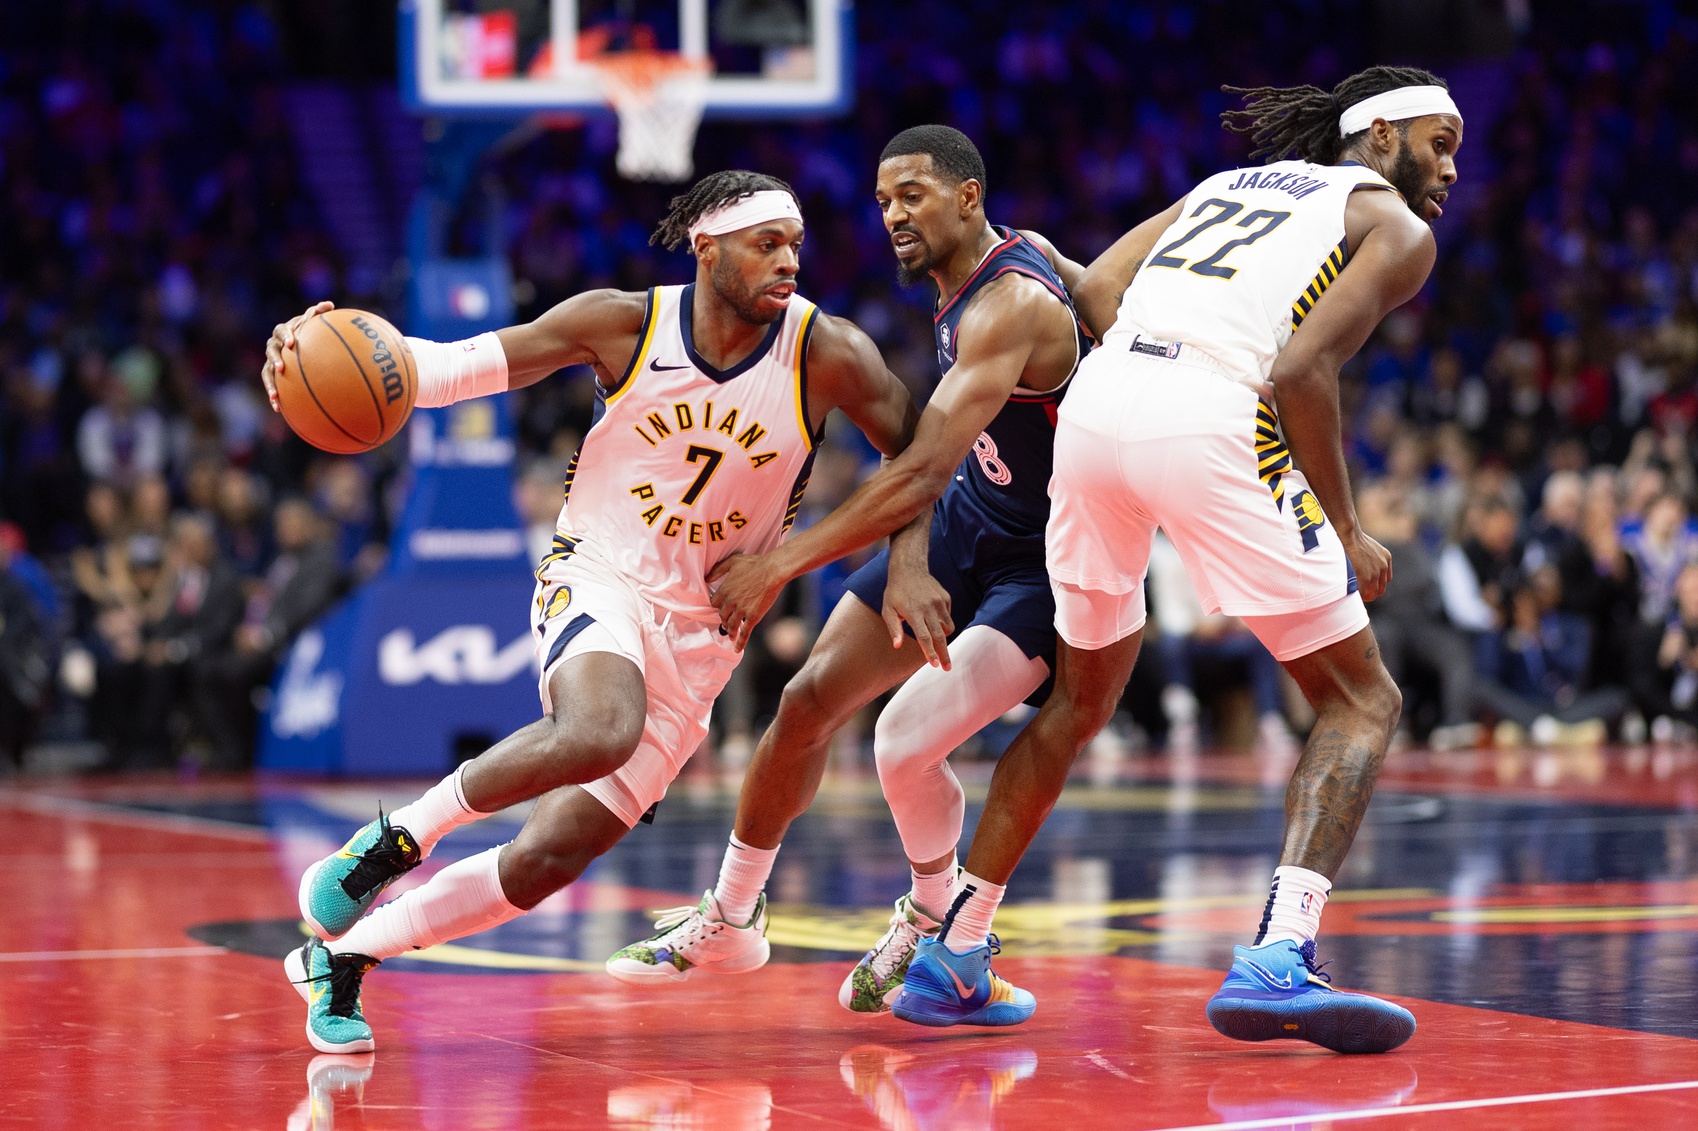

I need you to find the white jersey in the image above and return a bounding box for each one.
[546,283,821,619]
[1107,160,1397,387]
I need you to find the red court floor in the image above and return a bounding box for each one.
[2,744,1696,1129]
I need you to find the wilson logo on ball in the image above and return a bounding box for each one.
[349,314,407,406]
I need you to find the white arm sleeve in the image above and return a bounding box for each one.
[406,332,510,408]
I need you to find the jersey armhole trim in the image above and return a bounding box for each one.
[794,304,823,451]
[605,288,658,406]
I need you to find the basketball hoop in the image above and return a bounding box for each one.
[586,51,713,183]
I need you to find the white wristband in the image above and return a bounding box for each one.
[407,332,509,408]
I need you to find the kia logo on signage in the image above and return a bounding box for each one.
[378,625,535,686]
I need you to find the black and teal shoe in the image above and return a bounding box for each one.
[285,938,379,1054]
[299,811,421,940]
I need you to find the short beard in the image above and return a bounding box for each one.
[1387,140,1431,222]
[710,255,783,324]
[895,259,932,288]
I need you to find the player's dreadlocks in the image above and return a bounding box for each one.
[651,170,799,252]
[1221,65,1448,165]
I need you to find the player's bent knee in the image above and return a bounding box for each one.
[872,710,930,782]
[774,667,842,737]
[543,713,643,782]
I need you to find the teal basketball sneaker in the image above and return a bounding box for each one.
[890,935,1035,1028]
[284,938,380,1054]
[839,894,942,1014]
[299,811,421,940]
[1206,939,1416,1054]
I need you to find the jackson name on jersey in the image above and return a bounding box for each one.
[543,283,821,618]
[1110,159,1398,387]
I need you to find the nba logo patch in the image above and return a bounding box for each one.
[940,324,951,351]
[1300,892,1315,913]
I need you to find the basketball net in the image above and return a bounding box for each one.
[587,51,713,183]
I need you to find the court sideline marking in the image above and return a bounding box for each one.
[0,946,227,962]
[1154,1078,1698,1130]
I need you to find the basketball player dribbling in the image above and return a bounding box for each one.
[603,126,1089,1029]
[258,172,928,1054]
[952,66,1463,1051]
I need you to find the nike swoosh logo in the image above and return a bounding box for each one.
[649,359,690,372]
[1241,958,1293,989]
[310,984,327,1004]
[944,962,978,1000]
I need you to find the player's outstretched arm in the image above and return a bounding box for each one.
[707,277,1052,649]
[258,291,647,412]
[1270,189,1435,602]
[1072,197,1186,340]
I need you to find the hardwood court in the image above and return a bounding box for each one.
[3,743,1695,1129]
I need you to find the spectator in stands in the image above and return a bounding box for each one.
[215,468,273,580]
[1624,491,1698,623]
[0,535,51,771]
[1561,484,1642,691]
[1631,561,1698,744]
[153,513,245,761]
[203,498,342,768]
[75,373,167,488]
[1439,495,1522,648]
[1523,470,1585,574]
[69,483,133,622]
[1475,567,1630,746]
[1357,484,1478,749]
[89,533,176,768]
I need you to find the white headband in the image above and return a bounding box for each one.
[687,190,803,245]
[1339,85,1461,137]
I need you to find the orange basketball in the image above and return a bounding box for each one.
[277,308,416,454]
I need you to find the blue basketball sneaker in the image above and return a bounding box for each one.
[890,935,1035,1028]
[299,811,421,940]
[284,938,379,1054]
[1206,939,1416,1054]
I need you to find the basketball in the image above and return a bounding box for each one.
[277,308,416,454]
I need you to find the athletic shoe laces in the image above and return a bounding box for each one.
[647,901,716,947]
[297,949,375,1019]
[341,809,421,901]
[867,902,926,982]
[1296,939,1332,984]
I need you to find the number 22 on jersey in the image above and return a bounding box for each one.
[1146,198,1291,280]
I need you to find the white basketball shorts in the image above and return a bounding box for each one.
[531,546,741,827]
[1046,345,1367,662]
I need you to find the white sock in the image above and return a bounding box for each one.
[713,835,778,925]
[910,855,957,921]
[940,870,1005,953]
[1254,865,1331,946]
[333,846,522,961]
[388,763,490,857]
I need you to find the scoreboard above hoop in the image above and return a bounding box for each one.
[400,0,852,116]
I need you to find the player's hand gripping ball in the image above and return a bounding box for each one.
[273,306,416,454]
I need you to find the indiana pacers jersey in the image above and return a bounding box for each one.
[1108,160,1397,386]
[548,283,821,619]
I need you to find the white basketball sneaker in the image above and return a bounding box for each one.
[838,895,943,1013]
[605,890,770,984]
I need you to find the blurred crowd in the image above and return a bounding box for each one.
[4,2,1698,771]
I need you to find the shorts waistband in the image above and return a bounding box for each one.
[1117,333,1236,378]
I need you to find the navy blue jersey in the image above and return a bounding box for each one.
[934,227,1087,545]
